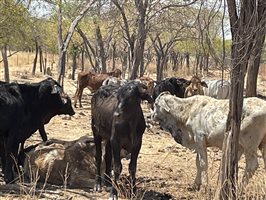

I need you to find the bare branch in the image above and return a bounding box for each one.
[0,51,19,63]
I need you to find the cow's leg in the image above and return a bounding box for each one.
[193,153,203,190]
[73,88,79,108]
[241,151,258,190]
[104,140,112,189]
[110,138,122,200]
[93,134,102,191]
[129,141,142,198]
[39,125,48,142]
[0,136,6,173]
[4,137,19,184]
[193,142,208,191]
[78,87,84,108]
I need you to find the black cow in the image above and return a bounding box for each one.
[0,81,48,144]
[0,78,75,183]
[91,81,153,199]
[152,77,190,101]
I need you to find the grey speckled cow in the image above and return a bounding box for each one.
[152,92,266,190]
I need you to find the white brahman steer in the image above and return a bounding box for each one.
[152,92,266,190]
[203,79,230,99]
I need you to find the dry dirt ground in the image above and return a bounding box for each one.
[0,66,266,200]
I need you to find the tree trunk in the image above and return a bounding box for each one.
[71,45,78,80]
[156,55,163,81]
[129,0,148,80]
[95,25,107,73]
[81,47,85,72]
[217,0,265,199]
[186,52,190,70]
[121,51,127,79]
[204,53,209,74]
[77,28,97,72]
[1,45,9,83]
[111,42,116,70]
[58,50,66,88]
[32,39,38,76]
[44,57,47,75]
[57,0,96,86]
[246,34,265,97]
[39,46,43,73]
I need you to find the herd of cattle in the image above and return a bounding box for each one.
[0,68,265,199]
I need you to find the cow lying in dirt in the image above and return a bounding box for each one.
[22,136,101,188]
[152,92,266,190]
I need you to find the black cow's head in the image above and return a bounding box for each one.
[39,78,75,116]
[115,81,154,116]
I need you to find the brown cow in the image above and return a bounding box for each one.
[138,76,154,96]
[184,75,208,97]
[74,69,122,108]
[106,68,122,78]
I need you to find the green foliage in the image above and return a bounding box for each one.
[0,0,32,49]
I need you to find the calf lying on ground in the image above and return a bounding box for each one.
[0,78,75,183]
[152,92,266,190]
[91,81,153,199]
[22,136,99,188]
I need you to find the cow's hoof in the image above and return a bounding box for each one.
[94,183,102,192]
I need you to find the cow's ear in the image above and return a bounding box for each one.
[51,85,61,94]
[201,81,208,88]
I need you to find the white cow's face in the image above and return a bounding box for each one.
[152,94,171,123]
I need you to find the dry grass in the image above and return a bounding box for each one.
[1,52,266,199]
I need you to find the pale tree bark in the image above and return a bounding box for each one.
[151,34,177,81]
[39,46,43,73]
[95,24,107,73]
[1,45,9,83]
[130,0,148,80]
[112,0,135,76]
[57,0,96,87]
[76,27,98,72]
[246,34,265,97]
[246,4,266,97]
[71,44,78,80]
[217,1,266,199]
[111,41,116,70]
[81,47,85,72]
[32,38,38,75]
